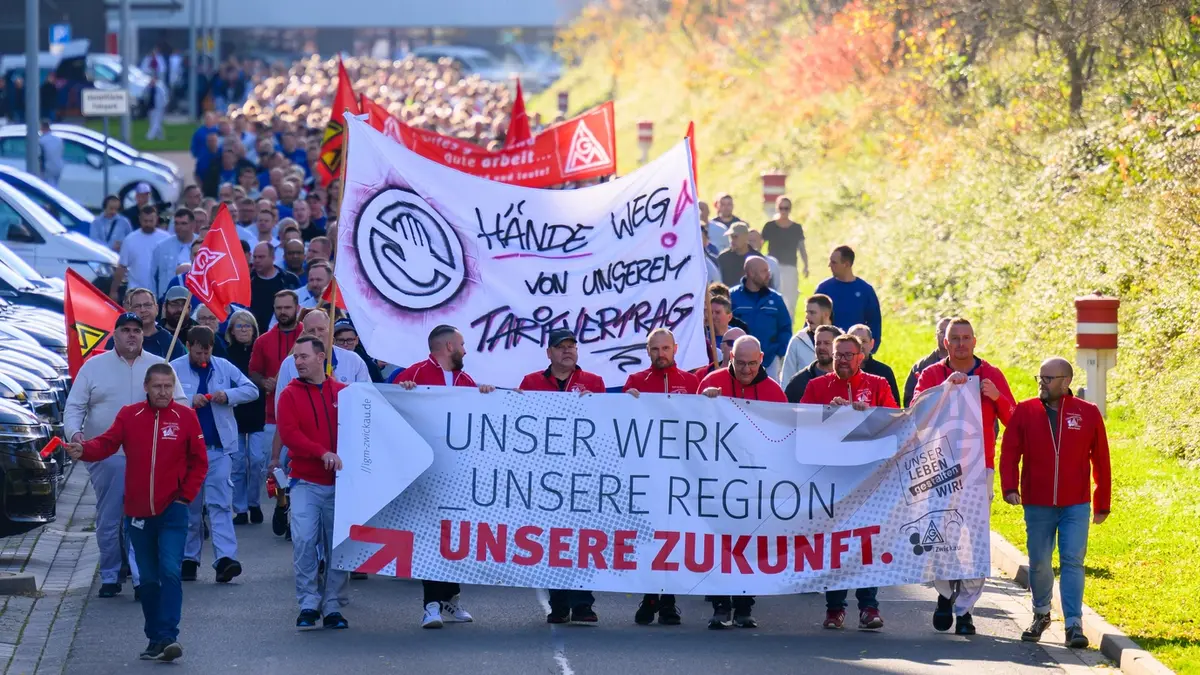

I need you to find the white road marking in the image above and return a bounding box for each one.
[535,588,576,675]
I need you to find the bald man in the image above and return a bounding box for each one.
[730,257,792,379]
[693,326,746,379]
[1001,357,1110,649]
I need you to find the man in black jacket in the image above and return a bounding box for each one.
[849,324,900,404]
[903,317,951,407]
[784,325,840,402]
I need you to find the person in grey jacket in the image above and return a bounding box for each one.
[779,293,832,386]
[170,326,259,584]
[90,196,133,252]
[903,317,951,407]
[65,313,186,598]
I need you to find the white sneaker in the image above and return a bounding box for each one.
[442,595,474,622]
[421,602,443,629]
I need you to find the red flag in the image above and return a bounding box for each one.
[64,269,123,378]
[504,79,533,147]
[185,205,251,321]
[320,277,347,311]
[316,57,361,186]
[686,121,699,190]
[361,95,389,130]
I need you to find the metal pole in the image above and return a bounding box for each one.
[103,118,111,198]
[24,0,40,176]
[119,0,132,143]
[212,0,221,65]
[188,0,198,119]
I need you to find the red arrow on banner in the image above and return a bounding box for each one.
[349,525,415,577]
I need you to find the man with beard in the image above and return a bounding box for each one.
[801,334,896,631]
[784,325,841,402]
[515,329,606,624]
[623,328,699,626]
[914,317,1016,635]
[391,325,496,629]
[159,287,193,362]
[904,317,951,407]
[249,291,303,534]
[780,294,833,386]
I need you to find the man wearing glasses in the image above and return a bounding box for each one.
[800,333,897,631]
[1000,358,1111,649]
[913,316,1016,636]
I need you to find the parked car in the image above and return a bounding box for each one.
[0,241,63,293]
[0,42,149,118]
[0,164,95,241]
[0,335,68,380]
[0,127,181,211]
[0,312,68,359]
[0,261,63,312]
[50,124,181,182]
[411,46,513,83]
[0,180,117,283]
[0,398,57,536]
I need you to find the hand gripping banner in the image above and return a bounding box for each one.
[331,380,991,595]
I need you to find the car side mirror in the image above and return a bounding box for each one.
[85,154,102,169]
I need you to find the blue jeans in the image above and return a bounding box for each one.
[1025,503,1091,627]
[126,502,189,642]
[826,587,879,611]
[548,589,595,611]
[231,431,269,512]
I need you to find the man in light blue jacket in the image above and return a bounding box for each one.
[170,326,259,584]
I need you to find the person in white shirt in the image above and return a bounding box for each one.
[112,206,171,303]
[38,121,64,187]
[145,76,169,141]
[152,208,196,298]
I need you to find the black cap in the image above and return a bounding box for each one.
[114,312,142,329]
[333,318,356,335]
[548,328,576,347]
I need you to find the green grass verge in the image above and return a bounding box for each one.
[80,119,194,153]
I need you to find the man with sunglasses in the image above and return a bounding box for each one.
[1001,358,1110,649]
[914,316,1016,636]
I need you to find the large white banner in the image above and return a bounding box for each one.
[334,116,708,386]
[331,380,991,595]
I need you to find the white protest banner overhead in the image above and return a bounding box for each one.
[331,380,991,596]
[334,115,708,386]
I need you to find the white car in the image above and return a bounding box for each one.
[0,164,96,236]
[0,127,181,211]
[50,123,181,181]
[0,180,117,283]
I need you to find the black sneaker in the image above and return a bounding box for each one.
[249,506,264,524]
[571,606,598,623]
[547,606,570,624]
[323,612,349,629]
[1022,612,1052,642]
[272,505,289,536]
[232,513,249,525]
[138,641,163,660]
[181,560,199,581]
[634,595,658,625]
[658,604,682,625]
[955,613,976,635]
[296,609,321,629]
[215,558,242,583]
[933,593,954,631]
[1066,625,1089,649]
[733,613,758,628]
[98,583,121,598]
[350,572,368,580]
[133,585,141,602]
[157,642,183,662]
[708,604,733,630]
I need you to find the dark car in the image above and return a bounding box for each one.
[0,398,57,536]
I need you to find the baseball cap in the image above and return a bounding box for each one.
[135,182,152,195]
[164,286,190,302]
[114,312,142,329]
[548,328,576,347]
[333,319,356,335]
[728,222,750,236]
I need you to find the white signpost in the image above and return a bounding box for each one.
[81,90,129,200]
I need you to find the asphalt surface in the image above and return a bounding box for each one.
[61,512,1112,675]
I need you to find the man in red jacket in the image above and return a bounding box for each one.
[392,324,495,629]
[622,327,697,627]
[1001,357,1111,649]
[912,316,1015,636]
[276,336,350,631]
[799,334,893,631]
[695,336,786,630]
[516,328,606,623]
[66,364,207,663]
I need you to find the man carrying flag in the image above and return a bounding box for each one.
[316,58,360,187]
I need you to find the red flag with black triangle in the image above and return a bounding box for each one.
[64,269,123,378]
[316,57,361,186]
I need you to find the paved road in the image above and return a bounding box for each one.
[62,515,1111,675]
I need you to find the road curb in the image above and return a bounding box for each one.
[990,531,1175,675]
[0,571,36,594]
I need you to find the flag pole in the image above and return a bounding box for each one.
[325,107,351,376]
[165,289,193,360]
[705,292,719,369]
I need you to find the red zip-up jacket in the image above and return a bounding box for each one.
[79,401,208,518]
[276,377,345,486]
[799,370,898,408]
[249,325,301,424]
[622,365,699,395]
[1000,394,1111,513]
[388,357,478,387]
[914,357,1015,468]
[518,366,606,393]
[699,365,788,402]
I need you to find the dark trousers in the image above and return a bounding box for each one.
[423,580,460,604]
[126,502,189,643]
[707,595,755,614]
[549,589,595,611]
[826,587,879,611]
[642,593,677,606]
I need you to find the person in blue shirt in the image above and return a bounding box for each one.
[730,257,792,378]
[279,131,308,169]
[814,245,882,353]
[194,132,221,186]
[190,112,220,160]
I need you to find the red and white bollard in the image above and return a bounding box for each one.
[1075,295,1119,417]
[637,121,654,165]
[557,91,569,117]
[761,173,787,219]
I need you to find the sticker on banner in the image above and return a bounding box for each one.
[355,187,466,310]
[897,435,963,505]
[900,509,965,556]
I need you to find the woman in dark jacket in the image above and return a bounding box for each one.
[225,309,268,524]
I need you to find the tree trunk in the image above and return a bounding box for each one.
[1066,46,1086,115]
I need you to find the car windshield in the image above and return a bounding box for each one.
[0,243,44,284]
[0,185,67,235]
[0,170,93,230]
